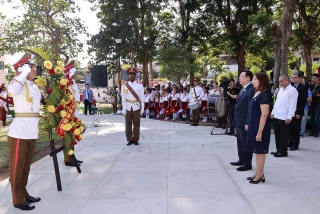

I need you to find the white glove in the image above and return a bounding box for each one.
[18,64,31,73]
[122,109,127,115]
[140,108,144,115]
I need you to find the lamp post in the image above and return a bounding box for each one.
[115,38,122,109]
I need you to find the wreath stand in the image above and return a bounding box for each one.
[49,138,81,191]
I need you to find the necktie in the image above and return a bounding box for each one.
[87,89,89,100]
[239,88,244,97]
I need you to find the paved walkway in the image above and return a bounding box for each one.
[0,114,320,214]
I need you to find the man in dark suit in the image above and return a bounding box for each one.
[231,70,255,171]
[288,72,308,150]
[82,84,94,115]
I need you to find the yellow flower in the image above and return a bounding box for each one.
[47,105,55,113]
[34,76,47,87]
[79,126,84,132]
[60,79,68,85]
[67,150,74,156]
[57,61,63,66]
[74,128,81,135]
[60,110,67,117]
[79,135,84,140]
[44,61,53,69]
[69,94,74,101]
[62,123,72,131]
[54,66,64,74]
[60,99,67,107]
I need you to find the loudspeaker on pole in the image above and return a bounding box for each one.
[92,65,108,87]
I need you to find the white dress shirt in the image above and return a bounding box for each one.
[271,85,298,120]
[121,81,144,111]
[180,93,189,102]
[8,68,41,139]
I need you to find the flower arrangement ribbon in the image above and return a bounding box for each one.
[57,101,76,137]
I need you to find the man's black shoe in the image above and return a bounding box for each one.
[191,124,195,126]
[289,147,298,151]
[230,161,243,166]
[274,153,288,157]
[270,151,279,155]
[65,161,79,167]
[127,141,133,146]
[25,195,41,203]
[194,124,198,126]
[215,125,222,128]
[237,165,252,171]
[226,132,234,135]
[14,202,35,210]
[133,141,139,145]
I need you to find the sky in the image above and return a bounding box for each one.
[0,0,101,67]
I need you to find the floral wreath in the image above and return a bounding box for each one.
[35,60,84,158]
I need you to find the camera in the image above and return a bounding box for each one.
[220,78,230,91]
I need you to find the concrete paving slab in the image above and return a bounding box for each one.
[79,198,167,214]
[1,114,320,213]
[91,171,167,199]
[168,170,239,197]
[168,195,254,214]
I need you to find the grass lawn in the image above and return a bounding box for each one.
[0,103,115,169]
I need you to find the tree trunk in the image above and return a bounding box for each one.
[149,61,153,81]
[189,72,194,85]
[273,0,296,88]
[304,44,313,81]
[235,44,246,77]
[142,58,148,87]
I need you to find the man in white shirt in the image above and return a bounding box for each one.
[121,68,144,145]
[8,54,41,210]
[189,78,204,126]
[270,74,298,157]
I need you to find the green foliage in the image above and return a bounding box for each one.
[0,0,87,64]
[300,63,320,75]
[216,71,236,82]
[158,47,199,84]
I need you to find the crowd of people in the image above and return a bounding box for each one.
[132,69,319,185]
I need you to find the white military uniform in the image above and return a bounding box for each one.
[8,65,41,139]
[121,81,144,113]
[68,67,80,117]
[189,85,204,103]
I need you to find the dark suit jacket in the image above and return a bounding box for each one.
[234,83,255,127]
[82,88,94,103]
[295,83,308,117]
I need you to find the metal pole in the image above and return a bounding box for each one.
[117,43,122,110]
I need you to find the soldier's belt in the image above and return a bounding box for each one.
[126,99,138,103]
[15,113,40,118]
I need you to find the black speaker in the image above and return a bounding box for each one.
[92,65,108,87]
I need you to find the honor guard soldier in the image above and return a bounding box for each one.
[121,68,144,145]
[8,53,41,210]
[189,78,204,126]
[64,61,82,166]
[65,60,80,117]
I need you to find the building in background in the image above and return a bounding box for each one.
[0,56,7,85]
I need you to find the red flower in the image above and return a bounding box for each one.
[57,105,64,110]
[59,84,65,90]
[75,136,80,141]
[55,108,59,113]
[68,79,74,85]
[69,142,73,146]
[73,117,78,122]
[74,141,78,145]
[49,69,55,75]
[47,88,52,93]
[66,73,70,78]
[66,102,72,107]
[70,128,74,133]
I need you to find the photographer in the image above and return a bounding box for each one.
[309,73,320,137]
[226,79,239,135]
